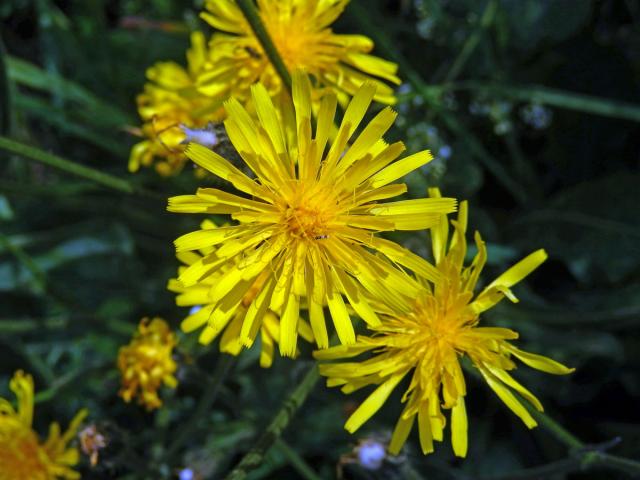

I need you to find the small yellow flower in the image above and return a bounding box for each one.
[315,189,574,457]
[168,220,315,367]
[198,0,401,106]
[129,32,225,176]
[168,71,456,357]
[117,317,178,410]
[0,370,87,480]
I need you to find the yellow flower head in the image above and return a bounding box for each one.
[117,317,178,410]
[198,0,401,106]
[168,71,456,357]
[168,219,315,367]
[129,32,225,176]
[315,189,574,457]
[0,370,87,480]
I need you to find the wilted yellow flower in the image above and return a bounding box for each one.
[168,219,314,367]
[198,0,401,106]
[117,317,178,410]
[315,189,574,457]
[168,71,456,357]
[129,31,225,176]
[0,370,87,480]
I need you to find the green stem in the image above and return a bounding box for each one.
[274,438,323,480]
[223,365,320,480]
[0,135,157,197]
[596,453,640,476]
[167,354,236,459]
[526,406,584,450]
[460,82,640,123]
[236,0,292,93]
[443,0,498,83]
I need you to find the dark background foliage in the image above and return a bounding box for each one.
[1,0,639,479]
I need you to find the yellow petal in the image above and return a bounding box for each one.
[345,373,405,433]
[240,275,276,347]
[279,291,300,357]
[389,405,416,455]
[332,267,381,327]
[181,305,214,332]
[306,254,329,348]
[451,398,468,457]
[487,249,548,290]
[369,150,433,188]
[313,343,373,360]
[260,327,275,368]
[506,345,575,375]
[325,272,356,345]
[336,107,397,175]
[486,365,544,412]
[418,405,434,454]
[480,368,537,428]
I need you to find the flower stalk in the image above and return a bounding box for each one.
[223,365,320,480]
[235,0,292,92]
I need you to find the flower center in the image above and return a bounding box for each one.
[410,290,475,353]
[283,204,332,240]
[261,4,335,74]
[279,181,337,241]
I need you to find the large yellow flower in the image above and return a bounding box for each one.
[0,370,87,480]
[129,32,225,176]
[117,317,178,410]
[315,189,574,457]
[168,71,456,357]
[198,0,401,106]
[168,219,314,367]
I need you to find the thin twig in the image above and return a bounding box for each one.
[0,135,158,198]
[223,365,320,480]
[457,81,640,123]
[235,0,292,92]
[442,0,499,83]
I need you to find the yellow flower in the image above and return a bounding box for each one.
[198,0,401,106]
[168,219,315,367]
[129,31,225,176]
[0,370,87,480]
[315,189,574,457]
[168,71,456,357]
[117,317,178,410]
